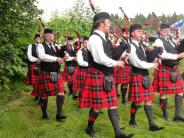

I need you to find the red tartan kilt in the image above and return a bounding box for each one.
[113,64,130,84]
[62,65,76,84]
[128,74,154,103]
[31,84,39,97]
[72,66,87,91]
[152,65,184,95]
[25,62,39,85]
[31,71,64,97]
[79,68,118,109]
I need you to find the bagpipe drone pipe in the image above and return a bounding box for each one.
[112,42,131,60]
[143,38,184,63]
[176,38,184,54]
[142,43,164,63]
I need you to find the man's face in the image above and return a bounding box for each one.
[83,40,88,48]
[160,28,171,38]
[68,40,74,46]
[35,37,41,44]
[141,32,147,41]
[100,19,111,33]
[44,33,53,43]
[132,29,143,41]
[122,32,130,38]
[50,34,55,41]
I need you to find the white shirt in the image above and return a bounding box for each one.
[27,44,39,62]
[88,30,117,67]
[128,39,155,69]
[65,45,76,62]
[77,49,88,67]
[37,43,57,62]
[154,36,178,60]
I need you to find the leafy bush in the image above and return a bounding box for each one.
[0,0,42,91]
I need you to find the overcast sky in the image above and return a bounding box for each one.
[37,0,184,21]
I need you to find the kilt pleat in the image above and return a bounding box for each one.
[62,65,76,84]
[25,62,39,85]
[113,64,131,84]
[152,65,184,94]
[79,68,118,109]
[128,74,154,102]
[31,71,64,97]
[72,66,87,91]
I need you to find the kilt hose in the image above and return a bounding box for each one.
[128,73,154,103]
[62,65,76,85]
[113,64,131,85]
[79,68,118,109]
[152,64,184,95]
[72,66,87,92]
[31,71,64,97]
[25,62,39,85]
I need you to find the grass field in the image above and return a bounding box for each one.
[0,81,183,138]
[0,62,184,138]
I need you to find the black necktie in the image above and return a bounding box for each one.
[68,45,72,51]
[71,46,74,51]
[49,43,55,53]
[139,42,145,55]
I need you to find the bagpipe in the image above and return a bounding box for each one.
[112,43,131,60]
[141,42,163,63]
[148,36,157,43]
[111,7,132,60]
[119,7,131,38]
[142,37,184,63]
[88,2,164,63]
[38,18,45,40]
[176,38,184,53]
[119,7,131,25]
[143,12,161,29]
[74,31,83,50]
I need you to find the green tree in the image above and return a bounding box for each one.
[47,0,95,40]
[0,0,42,91]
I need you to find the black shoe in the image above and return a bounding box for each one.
[129,120,137,127]
[85,127,97,137]
[120,127,126,131]
[163,115,170,122]
[117,94,121,97]
[149,124,164,131]
[115,132,134,138]
[122,97,126,104]
[99,111,103,114]
[38,99,41,105]
[56,112,67,121]
[34,96,39,101]
[174,116,184,122]
[69,90,73,95]
[42,113,49,120]
[72,92,79,100]
[73,95,78,100]
[121,96,126,104]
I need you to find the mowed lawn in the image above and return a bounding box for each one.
[0,62,184,138]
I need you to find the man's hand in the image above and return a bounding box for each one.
[157,57,161,64]
[73,57,77,61]
[36,59,41,64]
[63,56,68,61]
[124,56,129,64]
[57,57,64,64]
[176,38,181,46]
[117,61,125,68]
[154,62,159,70]
[63,51,69,61]
[177,52,184,59]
